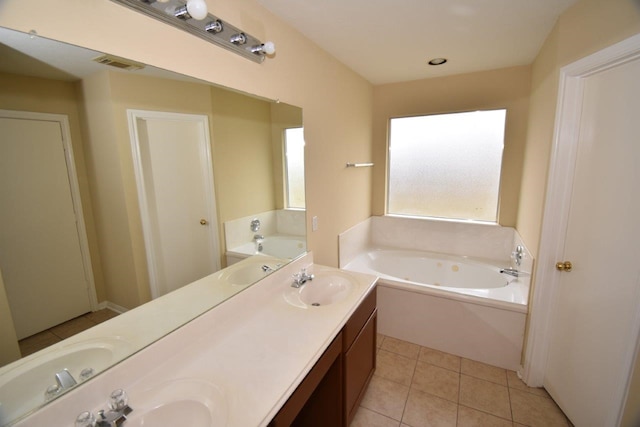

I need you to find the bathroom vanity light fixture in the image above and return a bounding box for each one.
[109,0,275,63]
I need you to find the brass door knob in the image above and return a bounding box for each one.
[556,261,573,272]
[200,219,208,225]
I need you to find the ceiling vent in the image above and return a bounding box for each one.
[93,54,145,71]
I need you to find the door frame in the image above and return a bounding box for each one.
[0,109,98,311]
[523,33,640,423]
[127,109,220,299]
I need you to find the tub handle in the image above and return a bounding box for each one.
[555,261,573,272]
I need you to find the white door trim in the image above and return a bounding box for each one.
[523,33,640,422]
[0,109,98,311]
[127,109,220,299]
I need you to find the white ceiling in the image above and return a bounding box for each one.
[258,0,578,84]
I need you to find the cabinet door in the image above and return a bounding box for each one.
[270,333,343,427]
[344,309,377,425]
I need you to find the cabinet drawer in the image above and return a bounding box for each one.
[343,287,376,351]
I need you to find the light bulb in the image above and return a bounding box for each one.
[262,41,276,55]
[186,0,208,20]
[251,41,276,55]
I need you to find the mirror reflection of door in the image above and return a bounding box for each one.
[0,110,95,339]
[128,110,220,298]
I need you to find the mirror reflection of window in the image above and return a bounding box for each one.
[284,127,305,209]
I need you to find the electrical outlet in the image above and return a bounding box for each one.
[312,216,318,232]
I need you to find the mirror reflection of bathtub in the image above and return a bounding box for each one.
[227,235,307,261]
[224,210,307,264]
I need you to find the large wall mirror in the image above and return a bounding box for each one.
[0,26,305,425]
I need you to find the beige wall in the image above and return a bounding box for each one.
[372,66,531,226]
[0,0,374,267]
[80,71,144,308]
[211,86,276,223]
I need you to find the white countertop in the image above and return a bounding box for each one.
[14,253,377,427]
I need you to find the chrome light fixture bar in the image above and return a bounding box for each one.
[109,0,275,63]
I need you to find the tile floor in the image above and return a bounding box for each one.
[350,334,572,427]
[18,309,120,357]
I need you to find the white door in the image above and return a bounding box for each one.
[542,47,640,425]
[0,111,94,339]
[129,110,220,298]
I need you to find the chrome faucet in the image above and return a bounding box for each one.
[500,268,520,277]
[254,234,264,252]
[292,268,314,288]
[75,389,133,427]
[512,245,525,267]
[55,368,77,390]
[45,368,78,401]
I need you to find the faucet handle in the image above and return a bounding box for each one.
[75,411,97,427]
[75,390,132,427]
[511,245,525,266]
[109,389,129,412]
[44,384,62,401]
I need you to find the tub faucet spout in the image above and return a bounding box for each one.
[500,268,519,277]
[55,369,77,390]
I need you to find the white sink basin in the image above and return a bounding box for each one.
[284,271,356,308]
[126,379,227,427]
[0,337,132,426]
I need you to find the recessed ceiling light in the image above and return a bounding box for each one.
[428,58,447,66]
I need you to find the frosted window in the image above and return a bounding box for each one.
[388,110,506,222]
[284,128,306,209]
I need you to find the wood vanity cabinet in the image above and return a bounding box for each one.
[269,286,377,427]
[343,287,377,426]
[269,332,343,427]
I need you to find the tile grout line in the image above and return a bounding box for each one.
[504,369,515,424]
[456,365,462,426]
[398,347,420,426]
